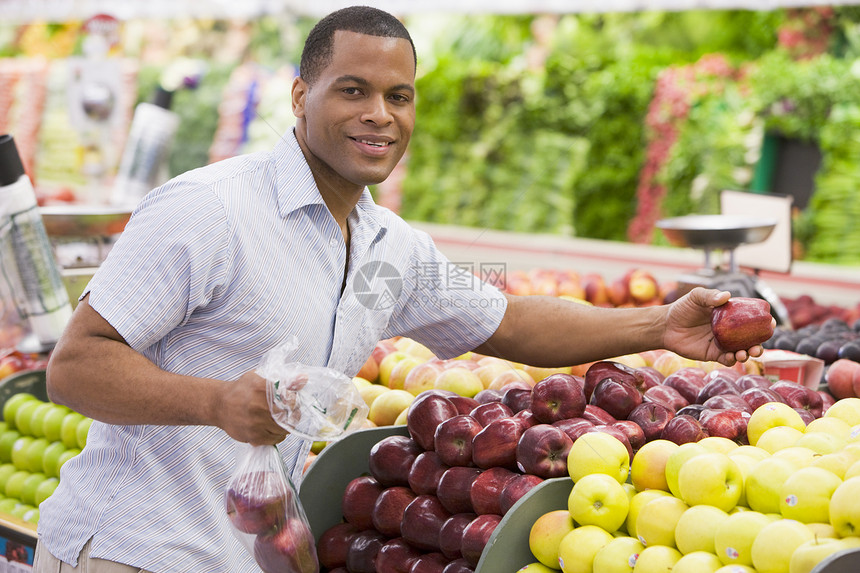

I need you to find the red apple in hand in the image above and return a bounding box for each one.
[434,415,483,467]
[225,470,290,535]
[254,517,319,573]
[515,424,573,478]
[530,373,586,423]
[711,297,775,352]
[401,495,452,552]
[369,435,423,487]
[461,514,502,567]
[342,476,384,531]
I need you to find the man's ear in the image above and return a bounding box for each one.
[292,76,307,118]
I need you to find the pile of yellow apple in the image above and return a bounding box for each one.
[521,398,860,573]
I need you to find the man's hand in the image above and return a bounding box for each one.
[662,287,770,366]
[216,371,288,446]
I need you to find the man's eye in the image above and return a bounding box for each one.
[390,94,410,103]
[343,87,361,95]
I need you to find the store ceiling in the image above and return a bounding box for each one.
[3,0,860,22]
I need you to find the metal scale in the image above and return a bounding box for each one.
[38,205,133,306]
[656,214,792,326]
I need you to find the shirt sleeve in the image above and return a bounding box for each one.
[85,180,231,351]
[383,227,508,359]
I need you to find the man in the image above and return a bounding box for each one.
[36,6,763,572]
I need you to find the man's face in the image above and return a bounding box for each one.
[292,30,416,191]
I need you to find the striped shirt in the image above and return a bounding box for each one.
[36,130,507,572]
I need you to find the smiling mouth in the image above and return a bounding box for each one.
[351,137,392,148]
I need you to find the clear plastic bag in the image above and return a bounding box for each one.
[225,443,319,573]
[258,336,369,441]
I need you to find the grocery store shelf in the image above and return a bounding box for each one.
[411,221,860,307]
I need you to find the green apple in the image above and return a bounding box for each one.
[41,404,70,443]
[516,563,559,573]
[24,437,49,473]
[368,389,414,426]
[727,445,770,464]
[0,429,21,463]
[27,402,54,439]
[528,509,575,569]
[10,436,33,470]
[377,350,411,388]
[41,441,67,478]
[747,402,807,447]
[625,489,671,539]
[788,536,860,573]
[630,439,678,493]
[697,436,740,455]
[14,400,42,436]
[750,518,814,573]
[635,495,688,548]
[673,551,722,573]
[60,412,85,449]
[0,497,18,514]
[0,463,17,494]
[20,472,46,505]
[745,456,797,514]
[730,453,761,508]
[22,507,38,524]
[806,521,838,539]
[434,367,484,398]
[557,524,613,573]
[385,355,423,391]
[846,459,860,480]
[664,442,709,498]
[56,448,80,473]
[823,397,860,426]
[2,393,37,430]
[631,545,681,572]
[810,450,858,479]
[676,452,743,512]
[9,503,35,519]
[4,469,30,499]
[33,476,59,506]
[714,565,755,572]
[772,445,817,469]
[568,472,630,533]
[592,535,644,573]
[567,431,630,484]
[793,431,846,455]
[829,475,860,537]
[713,510,772,566]
[805,416,852,440]
[755,425,804,454]
[779,466,842,523]
[674,504,730,555]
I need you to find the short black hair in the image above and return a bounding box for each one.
[300,6,417,85]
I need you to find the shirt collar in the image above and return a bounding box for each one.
[273,129,386,238]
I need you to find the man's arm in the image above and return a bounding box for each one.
[474,287,762,368]
[46,295,287,445]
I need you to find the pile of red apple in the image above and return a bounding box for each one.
[497,268,669,307]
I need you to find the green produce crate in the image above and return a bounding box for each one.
[297,425,573,572]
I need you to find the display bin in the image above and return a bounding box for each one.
[297,425,573,572]
[0,369,48,568]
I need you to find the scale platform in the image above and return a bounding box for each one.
[657,214,792,327]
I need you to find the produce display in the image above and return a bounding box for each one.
[0,391,90,526]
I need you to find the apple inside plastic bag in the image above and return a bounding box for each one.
[258,335,369,442]
[225,444,319,573]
